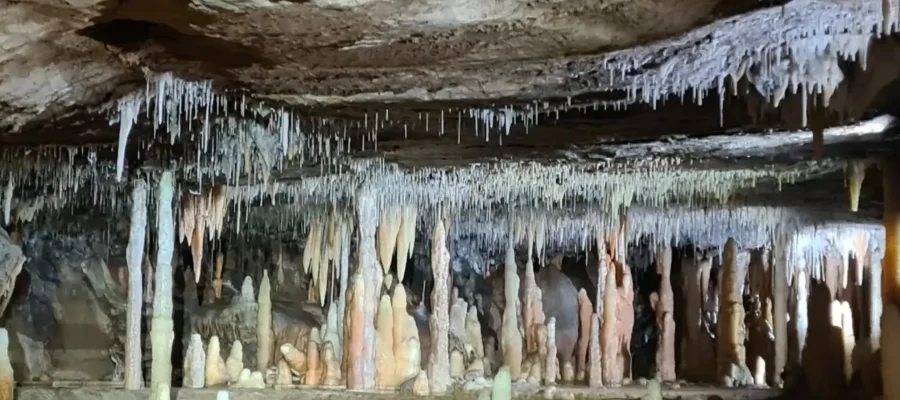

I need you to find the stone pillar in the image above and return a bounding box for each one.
[717,238,752,387]
[346,193,382,389]
[428,219,451,393]
[882,159,900,400]
[871,250,882,349]
[125,179,148,389]
[652,244,675,382]
[150,171,175,400]
[774,244,788,387]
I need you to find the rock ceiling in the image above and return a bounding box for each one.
[2,0,900,242]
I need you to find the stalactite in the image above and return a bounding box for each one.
[214,251,224,299]
[206,336,229,387]
[257,270,273,374]
[125,179,147,390]
[848,160,867,212]
[429,218,451,393]
[501,245,523,380]
[376,294,395,388]
[183,334,206,388]
[651,244,675,382]
[0,329,12,400]
[226,341,243,383]
[718,238,752,387]
[396,206,417,282]
[150,171,175,400]
[837,301,855,383]
[576,289,592,382]
[378,206,402,275]
[792,268,810,365]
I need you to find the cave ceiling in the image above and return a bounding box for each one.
[2,0,900,244]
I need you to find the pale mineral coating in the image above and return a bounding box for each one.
[257,270,273,372]
[588,314,602,388]
[500,246,523,380]
[150,171,175,396]
[576,289,592,382]
[183,334,207,389]
[614,264,634,382]
[773,245,788,387]
[0,329,11,400]
[344,274,368,388]
[226,341,244,382]
[718,238,751,386]
[375,294,396,388]
[322,342,342,386]
[545,317,559,385]
[428,219,452,394]
[349,193,382,390]
[652,245,676,382]
[307,328,323,386]
[206,336,229,387]
[125,179,148,390]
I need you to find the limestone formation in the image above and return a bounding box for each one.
[257,270,273,372]
[280,343,307,376]
[276,360,292,387]
[449,298,468,377]
[183,333,206,389]
[492,366,512,400]
[306,327,323,386]
[125,179,147,390]
[428,219,451,393]
[344,274,367,388]
[0,329,12,400]
[322,342,342,386]
[150,171,176,400]
[232,369,266,389]
[206,336,229,387]
[396,206,417,282]
[214,251,225,299]
[226,341,244,382]
[588,314,602,388]
[501,245,524,380]
[375,294,395,388]
[466,306,485,375]
[392,285,421,384]
[576,289,592,381]
[522,256,546,376]
[546,317,559,385]
[412,371,430,396]
[718,239,752,387]
[601,263,619,386]
[615,263,635,382]
[651,245,675,382]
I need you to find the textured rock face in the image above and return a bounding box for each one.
[8,222,127,381]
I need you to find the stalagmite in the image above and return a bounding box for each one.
[522,249,546,382]
[125,179,147,390]
[392,285,421,384]
[838,301,855,382]
[546,317,558,385]
[848,160,867,212]
[411,371,430,396]
[206,336,229,387]
[718,239,752,387]
[774,246,788,387]
[793,269,809,364]
[150,171,175,400]
[492,366,512,400]
[307,327,323,386]
[349,193,382,390]
[232,369,265,389]
[871,256,883,348]
[226,341,243,382]
[501,245,523,380]
[588,314,602,388]
[276,360,292,387]
[576,289,592,381]
[322,342,342,386]
[322,305,341,364]
[375,294,395,388]
[651,245,675,382]
[449,298,468,378]
[344,274,367,388]
[601,264,618,386]
[466,306,485,375]
[183,333,206,388]
[257,270,273,373]
[0,329,12,400]
[428,218,451,393]
[395,206,417,282]
[616,264,634,382]
[2,178,12,227]
[280,343,306,375]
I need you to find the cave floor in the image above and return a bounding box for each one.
[16,383,780,400]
